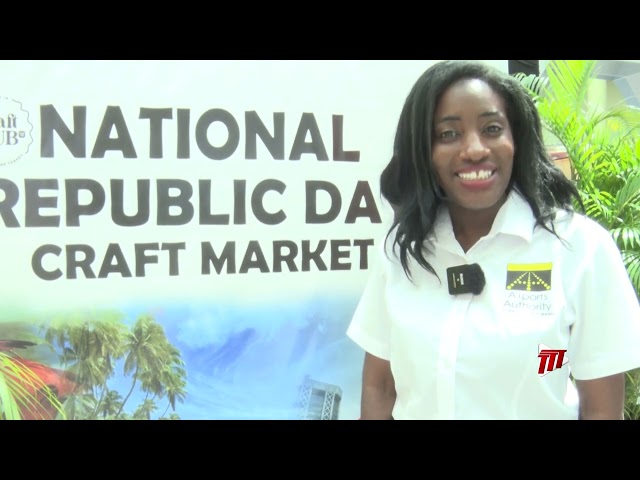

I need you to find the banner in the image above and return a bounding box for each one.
[0,60,507,420]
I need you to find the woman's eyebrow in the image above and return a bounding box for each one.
[436,111,504,124]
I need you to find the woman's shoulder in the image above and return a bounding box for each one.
[550,209,618,253]
[553,209,610,236]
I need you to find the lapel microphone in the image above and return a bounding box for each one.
[446,263,486,295]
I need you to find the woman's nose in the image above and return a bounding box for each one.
[460,133,490,162]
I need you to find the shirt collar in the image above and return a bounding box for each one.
[489,189,535,243]
[430,189,535,246]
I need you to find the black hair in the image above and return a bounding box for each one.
[380,60,583,280]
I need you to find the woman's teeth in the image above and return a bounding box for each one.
[457,170,493,181]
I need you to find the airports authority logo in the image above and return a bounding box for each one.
[506,262,552,292]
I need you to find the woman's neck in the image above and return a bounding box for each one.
[448,196,507,252]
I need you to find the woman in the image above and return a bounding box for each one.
[347,60,640,420]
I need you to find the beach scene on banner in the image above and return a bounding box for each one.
[0,295,363,420]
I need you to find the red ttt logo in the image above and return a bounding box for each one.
[537,344,568,376]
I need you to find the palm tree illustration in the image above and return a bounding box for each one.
[44,314,127,419]
[116,315,175,418]
[98,389,123,419]
[133,398,158,420]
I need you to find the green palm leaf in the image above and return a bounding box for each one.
[614,170,640,220]
[611,225,640,251]
[623,250,640,295]
[512,72,548,100]
[0,358,22,420]
[545,60,596,109]
[0,352,66,420]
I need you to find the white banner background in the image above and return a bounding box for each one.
[0,60,507,419]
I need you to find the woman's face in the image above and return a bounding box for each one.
[431,78,514,215]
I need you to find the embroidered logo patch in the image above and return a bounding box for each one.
[506,262,552,291]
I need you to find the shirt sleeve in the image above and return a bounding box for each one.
[346,237,393,360]
[568,221,640,380]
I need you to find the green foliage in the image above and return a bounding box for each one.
[0,351,66,420]
[515,60,640,419]
[514,62,640,293]
[0,311,188,420]
[625,367,640,420]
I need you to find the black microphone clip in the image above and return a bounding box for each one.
[447,263,486,296]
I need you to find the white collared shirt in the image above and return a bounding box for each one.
[347,190,640,419]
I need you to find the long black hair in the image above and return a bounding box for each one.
[380,60,583,280]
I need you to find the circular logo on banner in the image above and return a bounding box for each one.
[0,97,34,167]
